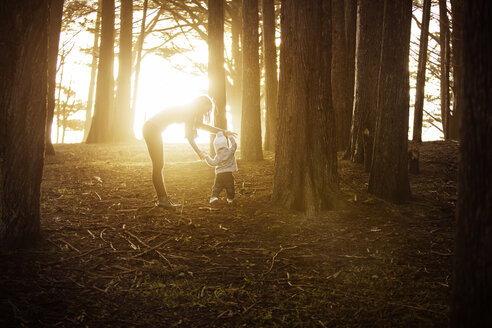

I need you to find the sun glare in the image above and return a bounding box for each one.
[133,54,210,143]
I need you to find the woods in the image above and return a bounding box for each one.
[1,0,492,325]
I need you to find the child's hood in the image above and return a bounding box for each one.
[213,131,228,151]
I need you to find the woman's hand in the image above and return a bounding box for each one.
[223,130,238,138]
[199,151,207,160]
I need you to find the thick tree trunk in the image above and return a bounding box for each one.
[449,0,463,140]
[113,0,134,142]
[368,0,411,204]
[230,0,242,133]
[131,0,148,120]
[240,0,263,161]
[0,0,49,248]
[46,0,64,156]
[412,0,431,143]
[346,0,383,172]
[439,0,451,140]
[273,0,338,214]
[452,2,492,325]
[208,0,227,156]
[86,0,115,143]
[262,0,278,151]
[84,0,101,142]
[331,0,356,151]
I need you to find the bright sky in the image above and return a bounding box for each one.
[55,4,213,144]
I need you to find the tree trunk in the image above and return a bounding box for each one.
[412,0,431,143]
[368,0,411,204]
[262,0,278,151]
[346,0,383,172]
[86,0,115,143]
[331,0,356,151]
[230,0,242,133]
[449,0,463,140]
[452,1,492,325]
[240,0,263,161]
[131,0,148,120]
[439,0,451,140]
[46,0,64,155]
[113,0,134,142]
[84,0,101,142]
[273,0,338,214]
[208,0,227,156]
[0,0,49,248]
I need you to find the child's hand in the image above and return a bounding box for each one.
[224,130,237,138]
[199,151,207,160]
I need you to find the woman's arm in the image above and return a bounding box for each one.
[198,123,223,134]
[187,136,205,159]
[198,123,238,137]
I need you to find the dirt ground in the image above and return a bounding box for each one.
[1,141,457,327]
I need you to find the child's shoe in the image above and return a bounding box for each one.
[227,198,234,204]
[209,197,219,204]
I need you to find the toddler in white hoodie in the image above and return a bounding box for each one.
[204,131,237,204]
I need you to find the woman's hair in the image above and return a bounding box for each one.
[193,95,214,124]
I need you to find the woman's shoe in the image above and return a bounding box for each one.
[157,198,180,209]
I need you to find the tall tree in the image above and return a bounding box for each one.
[346,0,383,172]
[331,0,357,151]
[412,0,431,143]
[86,0,115,143]
[262,0,278,151]
[449,0,463,140]
[273,0,338,214]
[84,0,102,141]
[229,0,242,133]
[240,0,263,161]
[113,0,134,142]
[439,0,451,140]
[0,0,49,247]
[368,0,411,203]
[209,0,227,155]
[452,1,492,325]
[131,0,148,119]
[46,0,64,155]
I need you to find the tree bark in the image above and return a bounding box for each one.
[346,0,383,172]
[84,0,101,142]
[452,1,492,325]
[331,0,356,151]
[439,0,451,140]
[262,0,278,151]
[131,0,148,121]
[412,0,431,143]
[208,0,227,156]
[0,0,49,248]
[229,0,242,133]
[368,0,411,204]
[449,0,463,140]
[86,0,115,143]
[273,0,338,214]
[113,0,134,142]
[46,0,64,155]
[240,0,263,161]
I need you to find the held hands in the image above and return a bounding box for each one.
[199,151,207,160]
[223,130,238,138]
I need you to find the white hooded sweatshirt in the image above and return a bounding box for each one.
[205,131,238,174]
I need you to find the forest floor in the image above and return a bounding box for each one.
[1,141,457,327]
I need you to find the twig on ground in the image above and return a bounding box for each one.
[263,246,298,275]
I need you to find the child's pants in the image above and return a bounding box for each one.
[212,172,235,199]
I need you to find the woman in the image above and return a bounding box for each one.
[142,95,236,209]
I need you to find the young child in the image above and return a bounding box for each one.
[204,131,237,204]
